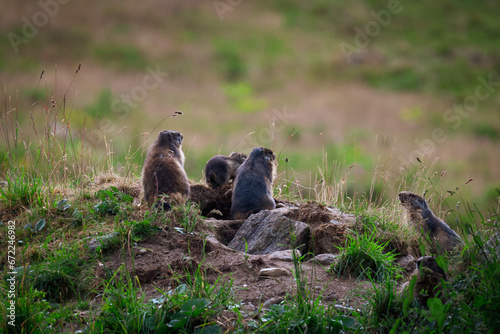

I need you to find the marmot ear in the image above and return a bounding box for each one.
[177,134,183,145]
[265,155,271,161]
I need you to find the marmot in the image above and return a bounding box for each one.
[399,191,461,254]
[231,147,277,219]
[142,130,190,208]
[414,256,447,306]
[204,152,247,189]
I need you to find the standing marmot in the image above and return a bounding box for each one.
[414,256,447,306]
[204,152,247,189]
[142,130,190,208]
[399,191,461,254]
[231,147,277,219]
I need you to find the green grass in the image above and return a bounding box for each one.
[245,246,357,333]
[331,231,401,282]
[30,245,91,302]
[0,162,499,333]
[0,171,47,209]
[1,2,500,331]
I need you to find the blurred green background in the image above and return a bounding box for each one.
[0,0,499,213]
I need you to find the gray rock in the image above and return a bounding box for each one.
[265,249,301,262]
[310,253,339,265]
[136,248,148,256]
[259,268,290,278]
[228,210,310,255]
[396,255,416,272]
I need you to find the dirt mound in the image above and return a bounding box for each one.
[284,202,354,255]
[285,202,336,225]
[310,223,348,255]
[94,173,142,198]
[101,230,369,311]
[189,183,233,219]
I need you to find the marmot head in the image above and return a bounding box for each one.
[156,130,183,149]
[416,256,447,280]
[229,152,247,165]
[399,191,429,211]
[249,147,276,165]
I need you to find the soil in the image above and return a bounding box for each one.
[98,192,374,325]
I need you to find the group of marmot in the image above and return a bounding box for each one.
[142,130,277,219]
[142,130,462,306]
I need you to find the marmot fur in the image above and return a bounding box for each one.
[204,152,247,189]
[399,191,461,254]
[142,130,190,208]
[414,256,447,306]
[231,147,277,219]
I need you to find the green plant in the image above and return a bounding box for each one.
[0,172,47,209]
[131,216,160,241]
[170,201,206,234]
[251,246,357,333]
[332,231,401,282]
[91,267,156,333]
[31,246,91,302]
[93,186,133,216]
[91,258,232,334]
[0,269,52,333]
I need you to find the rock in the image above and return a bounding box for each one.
[205,236,240,254]
[259,268,290,278]
[272,203,300,216]
[228,210,310,255]
[396,255,416,272]
[266,249,301,262]
[263,297,284,308]
[309,253,339,265]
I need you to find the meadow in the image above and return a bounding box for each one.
[1,0,500,332]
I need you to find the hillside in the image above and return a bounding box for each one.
[1,0,500,215]
[1,1,500,333]
[0,171,499,333]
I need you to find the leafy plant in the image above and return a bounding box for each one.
[93,186,133,216]
[92,262,230,333]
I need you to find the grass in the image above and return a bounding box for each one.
[331,232,401,282]
[0,171,48,209]
[0,88,499,331]
[0,152,499,332]
[1,2,500,330]
[245,246,358,334]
